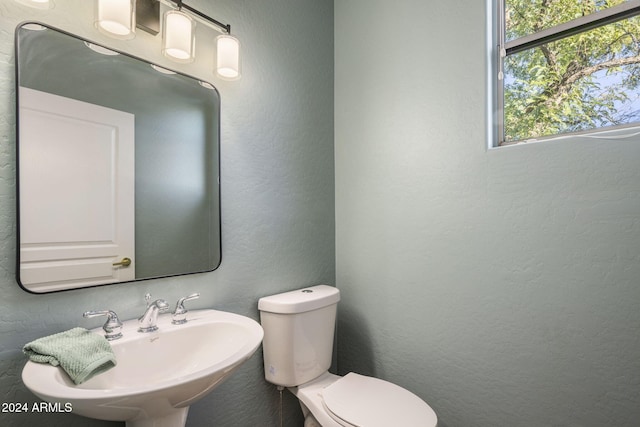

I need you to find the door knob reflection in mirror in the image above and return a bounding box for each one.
[113,257,132,267]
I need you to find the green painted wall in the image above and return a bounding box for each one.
[335,1,640,426]
[0,0,334,426]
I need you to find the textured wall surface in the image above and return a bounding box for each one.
[5,1,640,426]
[0,0,334,426]
[335,1,640,427]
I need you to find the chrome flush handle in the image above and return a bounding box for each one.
[172,293,200,325]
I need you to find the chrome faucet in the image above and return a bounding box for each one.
[138,294,169,333]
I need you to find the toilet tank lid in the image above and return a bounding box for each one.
[258,285,340,314]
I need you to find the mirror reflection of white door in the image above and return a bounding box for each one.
[18,87,135,292]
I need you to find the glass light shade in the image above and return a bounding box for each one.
[15,0,53,9]
[95,0,135,39]
[162,10,196,63]
[84,42,120,56]
[216,34,241,80]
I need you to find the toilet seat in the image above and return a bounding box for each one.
[320,372,438,427]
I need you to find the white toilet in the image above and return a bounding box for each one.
[258,285,438,427]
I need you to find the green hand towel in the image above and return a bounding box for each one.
[23,327,116,385]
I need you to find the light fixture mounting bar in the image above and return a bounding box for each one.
[172,0,231,34]
[137,0,161,35]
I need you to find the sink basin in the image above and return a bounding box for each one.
[22,309,263,427]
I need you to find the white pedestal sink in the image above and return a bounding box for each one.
[22,309,264,427]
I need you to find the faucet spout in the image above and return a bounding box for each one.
[138,299,169,333]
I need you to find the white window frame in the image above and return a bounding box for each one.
[491,0,640,147]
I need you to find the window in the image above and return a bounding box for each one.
[495,0,640,146]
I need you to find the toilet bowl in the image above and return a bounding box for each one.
[258,285,438,427]
[292,372,437,427]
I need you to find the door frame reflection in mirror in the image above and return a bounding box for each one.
[15,22,222,293]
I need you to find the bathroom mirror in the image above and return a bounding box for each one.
[15,23,221,293]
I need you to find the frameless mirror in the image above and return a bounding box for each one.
[16,23,221,293]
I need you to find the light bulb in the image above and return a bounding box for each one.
[216,34,241,80]
[15,0,53,10]
[95,0,136,39]
[162,10,196,63]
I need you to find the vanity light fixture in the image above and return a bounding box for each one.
[14,0,53,10]
[150,64,177,75]
[96,0,136,40]
[199,81,215,90]
[162,8,195,62]
[148,0,241,79]
[161,0,241,79]
[25,0,241,80]
[215,34,241,80]
[84,42,120,56]
[21,23,47,31]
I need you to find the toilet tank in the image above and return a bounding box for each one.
[258,285,340,387]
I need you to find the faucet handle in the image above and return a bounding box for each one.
[83,310,123,341]
[172,293,200,325]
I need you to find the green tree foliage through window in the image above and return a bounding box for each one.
[501,0,640,143]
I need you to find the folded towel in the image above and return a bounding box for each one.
[23,327,116,385]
